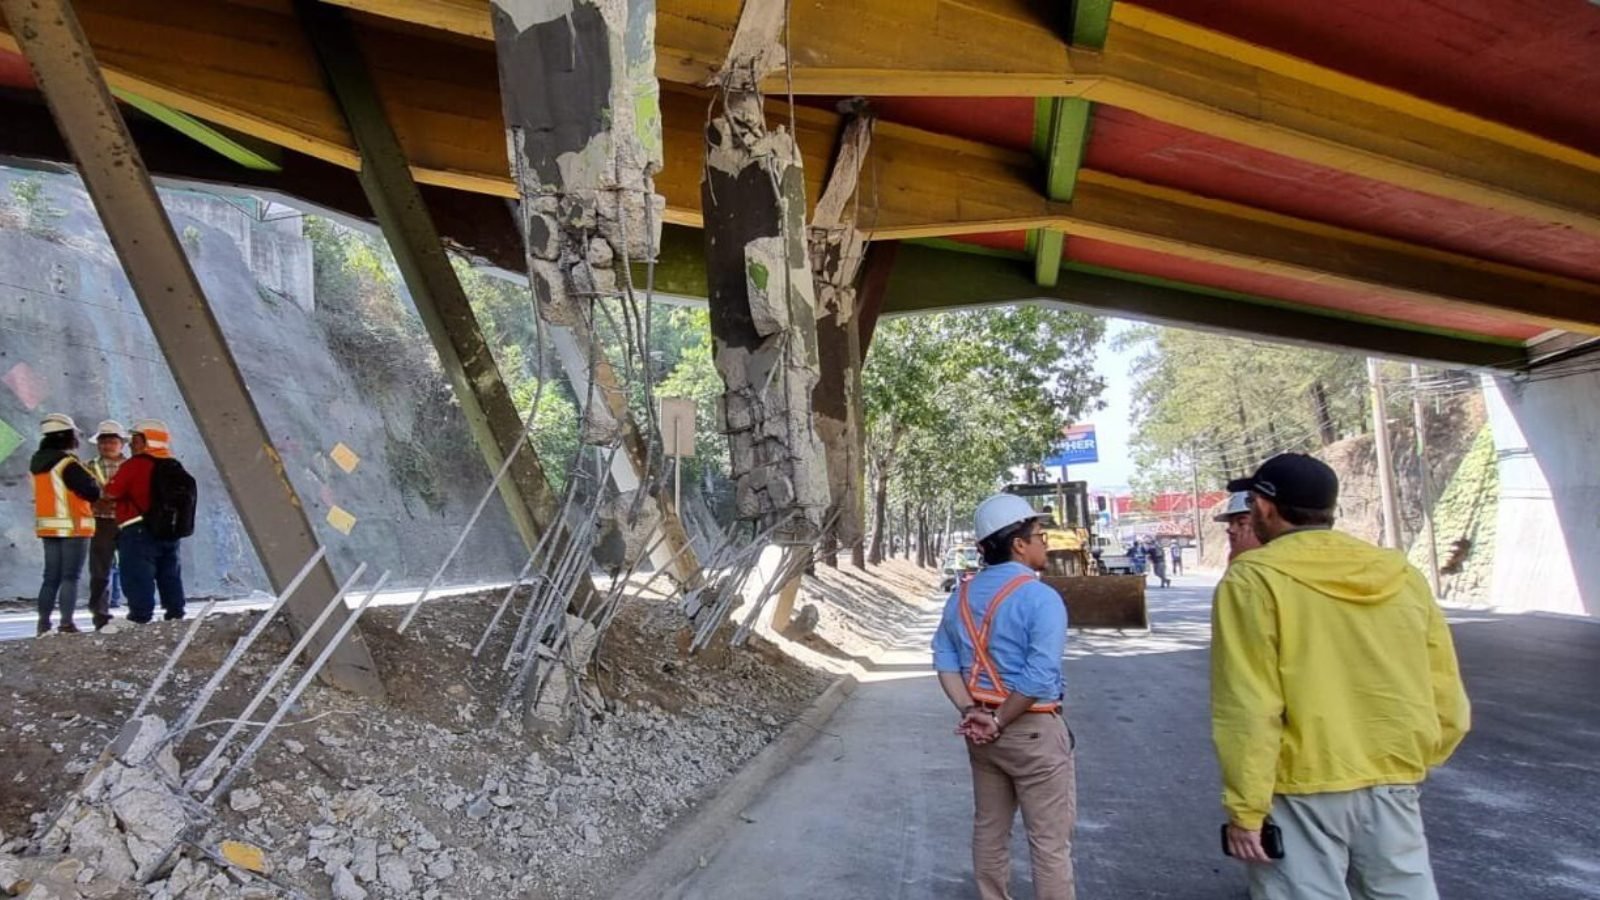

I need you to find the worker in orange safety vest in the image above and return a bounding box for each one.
[29,413,101,635]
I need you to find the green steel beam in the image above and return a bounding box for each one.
[112,88,282,171]
[1045,98,1092,202]
[1034,229,1065,287]
[1070,0,1115,49]
[1030,97,1094,286]
[881,243,1527,370]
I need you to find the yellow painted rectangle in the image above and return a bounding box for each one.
[326,505,357,535]
[330,442,360,473]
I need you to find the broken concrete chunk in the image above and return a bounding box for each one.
[329,865,366,900]
[377,856,414,895]
[228,789,262,813]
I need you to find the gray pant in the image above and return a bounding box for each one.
[37,536,90,626]
[1249,785,1437,900]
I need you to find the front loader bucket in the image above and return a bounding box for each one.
[1043,575,1149,630]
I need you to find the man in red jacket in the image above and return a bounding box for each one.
[104,419,187,623]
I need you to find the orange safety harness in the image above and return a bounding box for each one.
[958,574,1062,715]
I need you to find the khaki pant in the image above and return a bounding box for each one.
[1249,785,1438,900]
[967,712,1077,900]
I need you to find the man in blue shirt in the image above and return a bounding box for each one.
[933,493,1076,900]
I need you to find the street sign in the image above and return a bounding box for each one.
[1044,423,1098,466]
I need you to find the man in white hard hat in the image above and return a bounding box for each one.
[84,420,128,629]
[1215,491,1262,563]
[933,493,1076,899]
[30,413,101,634]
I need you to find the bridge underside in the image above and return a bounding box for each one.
[3,0,1599,371]
[4,0,1600,613]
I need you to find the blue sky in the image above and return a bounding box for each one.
[1054,318,1140,492]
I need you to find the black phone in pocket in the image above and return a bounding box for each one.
[1220,821,1286,859]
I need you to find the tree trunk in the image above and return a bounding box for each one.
[1309,380,1338,446]
[902,499,912,560]
[867,463,889,565]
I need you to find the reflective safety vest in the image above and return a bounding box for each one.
[34,457,96,538]
[958,574,1062,714]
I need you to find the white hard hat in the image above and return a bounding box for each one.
[974,493,1049,542]
[1213,491,1250,522]
[39,413,78,435]
[93,420,126,440]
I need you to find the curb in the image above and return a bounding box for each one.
[607,674,860,900]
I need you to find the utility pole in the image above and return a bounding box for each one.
[1367,358,1404,550]
[1189,447,1204,563]
[1409,364,1443,594]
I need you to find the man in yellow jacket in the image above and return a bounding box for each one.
[1212,453,1470,900]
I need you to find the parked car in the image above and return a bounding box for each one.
[940,546,981,592]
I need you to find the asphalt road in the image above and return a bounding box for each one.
[662,572,1600,899]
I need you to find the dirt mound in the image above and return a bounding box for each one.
[0,588,829,898]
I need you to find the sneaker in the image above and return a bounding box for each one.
[92,613,112,631]
[36,618,51,636]
[58,622,81,634]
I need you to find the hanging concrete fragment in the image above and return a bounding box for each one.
[701,0,832,534]
[490,0,703,596]
[809,111,875,557]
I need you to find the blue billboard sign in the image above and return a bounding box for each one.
[1044,424,1098,466]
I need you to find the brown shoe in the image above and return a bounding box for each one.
[58,621,81,634]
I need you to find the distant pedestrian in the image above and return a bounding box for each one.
[1169,541,1183,576]
[30,413,100,635]
[1130,538,1147,575]
[84,420,128,630]
[1149,540,1170,588]
[1212,454,1470,900]
[1215,491,1261,562]
[104,419,197,623]
[933,493,1075,900]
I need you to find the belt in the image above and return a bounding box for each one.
[975,701,1062,716]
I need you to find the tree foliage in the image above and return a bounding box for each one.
[863,306,1107,562]
[1119,326,1369,492]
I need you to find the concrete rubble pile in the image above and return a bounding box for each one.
[1,716,277,899]
[1,593,830,900]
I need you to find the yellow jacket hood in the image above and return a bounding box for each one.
[1233,528,1412,606]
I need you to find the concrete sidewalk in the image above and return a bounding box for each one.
[659,573,1600,899]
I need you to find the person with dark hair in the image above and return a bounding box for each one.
[1149,538,1170,588]
[1212,453,1470,900]
[1169,540,1183,576]
[933,493,1076,899]
[30,413,100,635]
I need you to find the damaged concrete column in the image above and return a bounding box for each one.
[490,0,702,590]
[809,112,874,567]
[702,0,832,537]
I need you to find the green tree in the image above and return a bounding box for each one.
[1120,326,1369,492]
[863,305,1106,565]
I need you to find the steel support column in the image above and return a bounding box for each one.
[3,0,383,696]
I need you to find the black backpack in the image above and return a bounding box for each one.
[142,457,197,540]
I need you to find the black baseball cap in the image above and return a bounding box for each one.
[1227,453,1339,510]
